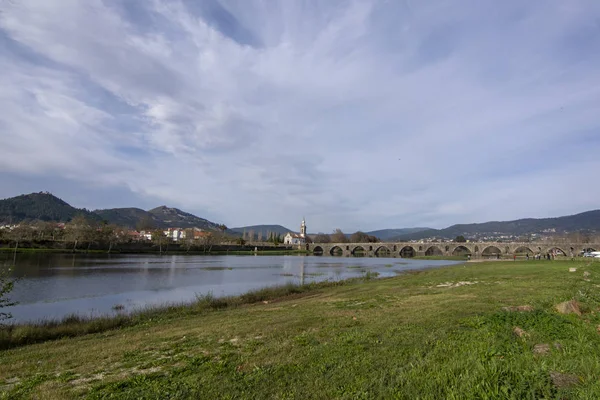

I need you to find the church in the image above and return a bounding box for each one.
[283,218,309,245]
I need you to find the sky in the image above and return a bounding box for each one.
[1,0,600,233]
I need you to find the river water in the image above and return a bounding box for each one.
[1,253,460,323]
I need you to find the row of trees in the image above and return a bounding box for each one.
[0,215,234,252]
[312,229,380,244]
[241,230,284,244]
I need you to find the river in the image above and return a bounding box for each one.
[1,253,461,323]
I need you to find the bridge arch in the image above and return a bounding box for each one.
[425,245,443,256]
[312,246,323,256]
[452,245,472,256]
[546,247,567,256]
[399,246,416,258]
[375,246,391,256]
[330,246,344,256]
[482,246,502,257]
[514,246,534,255]
[351,246,366,256]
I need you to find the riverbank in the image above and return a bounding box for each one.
[0,247,310,256]
[2,259,600,398]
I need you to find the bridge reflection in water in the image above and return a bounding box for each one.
[308,242,600,258]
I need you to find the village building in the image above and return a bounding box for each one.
[284,218,309,245]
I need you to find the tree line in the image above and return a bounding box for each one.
[0,215,234,253]
[312,229,380,243]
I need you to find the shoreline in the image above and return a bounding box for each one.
[0,274,381,351]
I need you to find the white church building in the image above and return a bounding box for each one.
[284,218,308,245]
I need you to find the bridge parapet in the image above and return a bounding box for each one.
[308,242,600,258]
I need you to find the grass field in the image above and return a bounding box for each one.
[2,259,600,399]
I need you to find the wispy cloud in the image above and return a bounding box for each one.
[1,0,599,231]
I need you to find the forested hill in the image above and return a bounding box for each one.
[364,228,431,241]
[390,210,600,241]
[93,208,158,229]
[0,192,100,224]
[0,193,226,231]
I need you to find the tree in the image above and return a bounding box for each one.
[97,223,121,253]
[151,229,170,254]
[65,215,96,252]
[313,233,331,243]
[0,266,17,323]
[32,221,58,240]
[6,224,34,251]
[350,231,378,243]
[330,229,349,243]
[454,235,467,243]
[199,232,216,253]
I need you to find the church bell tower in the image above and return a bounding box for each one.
[300,218,306,238]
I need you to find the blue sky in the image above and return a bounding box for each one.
[1,0,599,232]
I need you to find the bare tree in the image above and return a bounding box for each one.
[182,228,195,252]
[98,223,121,253]
[313,233,331,243]
[151,229,171,254]
[199,232,216,253]
[65,215,98,252]
[330,229,349,243]
[6,224,35,255]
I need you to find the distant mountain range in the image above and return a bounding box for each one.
[1,192,598,240]
[364,228,431,240]
[389,210,600,241]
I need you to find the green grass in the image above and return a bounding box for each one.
[2,260,600,399]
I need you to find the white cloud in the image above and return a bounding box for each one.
[1,0,599,231]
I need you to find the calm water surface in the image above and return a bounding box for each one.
[1,253,460,323]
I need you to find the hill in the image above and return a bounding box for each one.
[391,210,600,241]
[146,206,225,231]
[0,192,226,231]
[93,208,159,229]
[0,192,100,224]
[365,228,431,241]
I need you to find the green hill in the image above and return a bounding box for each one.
[0,192,100,224]
[146,206,225,231]
[93,208,159,229]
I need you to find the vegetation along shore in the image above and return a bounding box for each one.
[2,259,600,398]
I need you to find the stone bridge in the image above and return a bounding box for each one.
[307,241,600,258]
